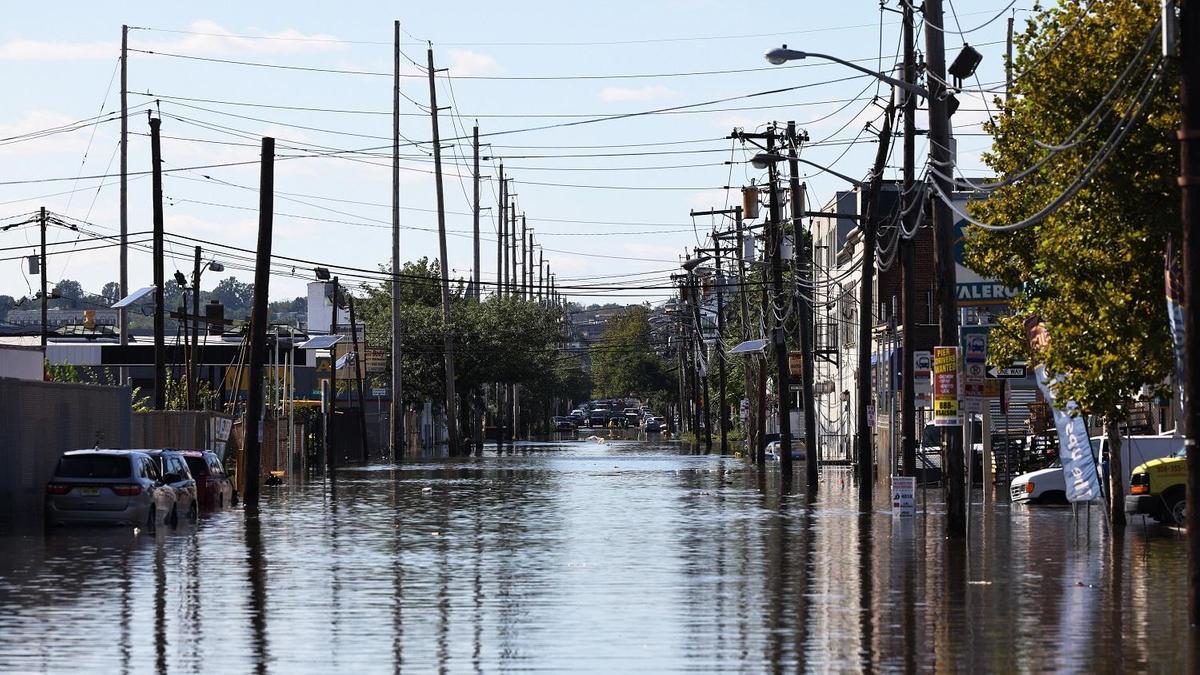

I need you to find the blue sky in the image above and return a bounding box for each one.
[0,1,1026,308]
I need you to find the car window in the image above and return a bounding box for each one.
[141,458,161,481]
[208,457,224,476]
[56,455,131,479]
[185,457,206,477]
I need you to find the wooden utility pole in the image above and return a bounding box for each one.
[538,249,544,303]
[510,204,518,296]
[765,130,794,479]
[520,215,528,300]
[149,115,166,410]
[1177,0,1200,628]
[713,230,728,454]
[473,124,481,301]
[857,103,895,506]
[901,0,919,478]
[349,295,370,464]
[786,122,820,491]
[119,25,129,351]
[426,46,459,454]
[243,136,276,508]
[328,277,339,473]
[689,276,713,452]
[1005,16,1015,111]
[39,207,47,351]
[925,0,966,537]
[390,19,404,462]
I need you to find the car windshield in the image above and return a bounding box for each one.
[56,454,130,479]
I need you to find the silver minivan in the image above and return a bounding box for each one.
[44,450,177,529]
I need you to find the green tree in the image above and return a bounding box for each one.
[52,279,83,309]
[100,281,122,306]
[211,276,254,317]
[964,0,1178,524]
[589,306,673,405]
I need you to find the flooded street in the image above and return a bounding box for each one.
[0,438,1189,672]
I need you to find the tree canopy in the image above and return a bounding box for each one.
[589,306,673,406]
[965,0,1178,417]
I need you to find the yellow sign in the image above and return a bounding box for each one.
[932,346,960,427]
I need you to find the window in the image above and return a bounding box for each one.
[185,457,206,478]
[141,458,161,481]
[56,455,131,479]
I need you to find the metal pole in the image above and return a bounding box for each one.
[690,277,712,452]
[149,115,166,410]
[328,277,339,474]
[39,207,47,352]
[119,25,129,353]
[902,1,919,478]
[498,166,505,297]
[766,131,793,480]
[925,0,965,537]
[427,46,460,454]
[787,122,819,491]
[390,19,404,462]
[243,136,276,508]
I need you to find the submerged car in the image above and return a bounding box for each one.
[553,416,575,432]
[45,449,176,529]
[142,449,199,524]
[181,450,235,510]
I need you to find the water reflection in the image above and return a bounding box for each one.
[0,440,1191,672]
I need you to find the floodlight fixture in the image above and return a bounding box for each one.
[314,267,331,281]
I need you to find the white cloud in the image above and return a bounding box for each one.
[447,49,500,77]
[0,20,346,61]
[598,85,677,103]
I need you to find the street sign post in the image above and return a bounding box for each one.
[914,350,932,409]
[962,328,987,414]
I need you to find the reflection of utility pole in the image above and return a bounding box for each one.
[925,0,965,537]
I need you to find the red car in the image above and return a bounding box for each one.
[181,450,235,510]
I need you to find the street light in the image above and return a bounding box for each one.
[750,152,865,189]
[764,45,931,100]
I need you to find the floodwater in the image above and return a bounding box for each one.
[0,438,1190,673]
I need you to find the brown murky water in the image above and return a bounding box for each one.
[0,438,1188,672]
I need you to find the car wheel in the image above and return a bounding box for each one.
[168,505,179,528]
[1169,495,1186,526]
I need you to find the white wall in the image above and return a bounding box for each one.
[0,347,44,380]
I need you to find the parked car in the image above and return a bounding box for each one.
[553,416,575,432]
[142,449,199,524]
[1011,434,1182,505]
[765,439,807,461]
[568,410,588,427]
[45,449,176,530]
[181,450,235,511]
[1127,446,1188,525]
[588,410,609,428]
[644,418,662,433]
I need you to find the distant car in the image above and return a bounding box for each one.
[644,418,662,433]
[765,439,807,461]
[568,410,587,427]
[588,410,609,428]
[553,416,575,432]
[181,450,235,511]
[45,449,177,530]
[142,450,199,525]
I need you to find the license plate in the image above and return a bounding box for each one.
[80,487,101,496]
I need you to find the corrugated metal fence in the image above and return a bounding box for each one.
[0,377,131,528]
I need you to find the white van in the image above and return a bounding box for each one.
[1010,434,1183,504]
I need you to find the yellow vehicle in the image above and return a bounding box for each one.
[1126,448,1188,525]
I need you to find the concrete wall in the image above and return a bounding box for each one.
[0,377,131,528]
[0,346,44,380]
